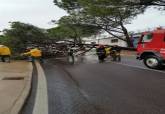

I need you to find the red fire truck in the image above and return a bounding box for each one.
[137,28,165,69]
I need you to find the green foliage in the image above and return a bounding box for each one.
[54,0,146,47]
[79,0,146,23]
[48,25,75,40]
[54,0,164,46]
[0,35,5,43]
[123,0,165,6]
[100,0,165,10]
[79,0,165,8]
[48,15,100,43]
[3,22,48,53]
[54,0,81,13]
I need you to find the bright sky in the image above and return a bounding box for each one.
[0,0,67,31]
[126,7,165,32]
[0,0,165,32]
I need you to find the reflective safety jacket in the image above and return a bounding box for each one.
[105,47,111,56]
[96,47,106,56]
[23,48,42,57]
[0,45,11,56]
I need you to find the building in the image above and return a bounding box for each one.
[97,37,127,47]
[83,36,128,47]
[82,29,144,48]
[83,32,142,48]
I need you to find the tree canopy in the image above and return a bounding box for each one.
[123,0,165,7]
[2,22,48,53]
[48,16,101,43]
[54,0,80,13]
[54,0,147,47]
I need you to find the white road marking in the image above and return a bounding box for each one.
[112,62,165,74]
[33,61,48,114]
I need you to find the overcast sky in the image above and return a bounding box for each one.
[0,0,165,32]
[0,0,67,31]
[126,7,165,32]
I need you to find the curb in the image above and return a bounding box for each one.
[32,61,48,114]
[9,63,33,114]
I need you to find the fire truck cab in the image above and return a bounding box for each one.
[137,28,165,69]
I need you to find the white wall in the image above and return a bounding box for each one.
[83,37,127,47]
[97,38,127,47]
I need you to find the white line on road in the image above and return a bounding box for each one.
[33,61,48,114]
[112,62,165,74]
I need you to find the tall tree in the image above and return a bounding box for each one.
[3,22,48,53]
[49,16,101,43]
[54,0,146,47]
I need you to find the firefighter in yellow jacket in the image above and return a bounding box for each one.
[105,47,111,57]
[22,48,43,62]
[0,45,11,62]
[110,45,121,62]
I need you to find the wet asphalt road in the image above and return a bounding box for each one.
[21,54,165,114]
[43,61,99,114]
[41,55,165,114]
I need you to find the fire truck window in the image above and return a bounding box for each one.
[142,34,153,42]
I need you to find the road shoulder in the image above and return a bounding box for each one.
[0,61,33,114]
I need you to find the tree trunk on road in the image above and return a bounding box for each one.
[120,21,133,47]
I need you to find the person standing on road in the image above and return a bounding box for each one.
[0,45,11,62]
[67,47,75,64]
[22,48,43,62]
[96,45,106,62]
[110,45,121,62]
[105,46,111,58]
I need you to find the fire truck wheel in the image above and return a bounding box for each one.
[144,55,162,69]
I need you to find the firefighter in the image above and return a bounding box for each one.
[96,45,106,62]
[110,45,121,62]
[0,45,11,62]
[22,48,43,62]
[105,46,111,57]
[67,47,75,64]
